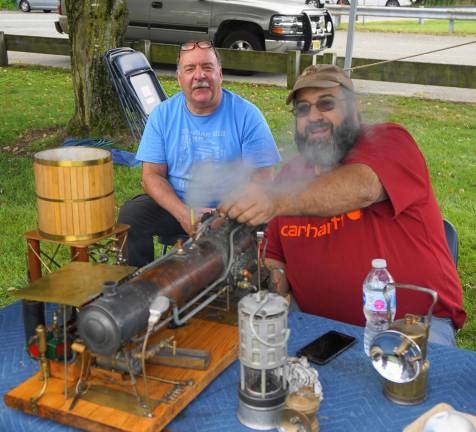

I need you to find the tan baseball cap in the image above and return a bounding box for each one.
[286,64,354,104]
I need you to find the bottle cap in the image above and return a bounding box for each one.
[372,258,387,269]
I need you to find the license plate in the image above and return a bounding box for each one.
[312,40,321,50]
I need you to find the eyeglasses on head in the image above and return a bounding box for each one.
[180,40,214,52]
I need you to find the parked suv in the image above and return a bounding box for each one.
[55,0,334,54]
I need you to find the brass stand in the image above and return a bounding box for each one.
[24,223,130,282]
[22,224,130,347]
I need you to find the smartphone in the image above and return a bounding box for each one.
[296,330,357,365]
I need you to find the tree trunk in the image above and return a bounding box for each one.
[65,0,128,137]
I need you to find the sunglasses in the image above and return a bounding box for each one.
[180,40,214,52]
[292,97,346,117]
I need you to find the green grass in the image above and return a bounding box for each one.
[0,0,16,10]
[2,1,59,14]
[339,19,476,35]
[0,64,474,350]
[0,66,73,152]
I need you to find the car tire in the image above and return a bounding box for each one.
[305,0,323,7]
[221,30,264,75]
[222,30,264,52]
[385,0,400,6]
[19,0,31,12]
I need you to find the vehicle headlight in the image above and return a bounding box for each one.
[270,15,303,36]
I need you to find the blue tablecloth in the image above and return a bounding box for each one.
[1,301,475,431]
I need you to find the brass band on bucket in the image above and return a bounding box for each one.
[36,190,114,203]
[38,226,115,242]
[33,154,112,167]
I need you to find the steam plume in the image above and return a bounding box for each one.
[185,160,254,208]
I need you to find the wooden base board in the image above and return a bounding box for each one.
[4,318,238,432]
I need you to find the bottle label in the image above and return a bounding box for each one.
[363,291,396,312]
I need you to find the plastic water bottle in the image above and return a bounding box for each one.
[363,258,396,356]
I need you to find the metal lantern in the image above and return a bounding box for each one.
[237,291,290,430]
[370,284,437,405]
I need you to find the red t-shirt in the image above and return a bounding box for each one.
[266,123,466,329]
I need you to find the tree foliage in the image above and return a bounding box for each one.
[65,0,129,137]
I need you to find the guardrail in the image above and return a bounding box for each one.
[134,40,336,89]
[1,33,475,90]
[0,33,335,89]
[326,5,476,32]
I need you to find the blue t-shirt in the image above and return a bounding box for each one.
[136,89,280,205]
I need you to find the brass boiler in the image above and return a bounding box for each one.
[371,284,438,405]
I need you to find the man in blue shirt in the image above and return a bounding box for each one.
[118,40,281,267]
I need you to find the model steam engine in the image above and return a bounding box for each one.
[20,214,267,424]
[79,215,262,357]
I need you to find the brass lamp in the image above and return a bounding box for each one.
[370,284,438,405]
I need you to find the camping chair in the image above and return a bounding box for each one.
[104,47,168,143]
[104,48,186,256]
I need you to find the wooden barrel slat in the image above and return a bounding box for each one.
[80,168,86,234]
[33,147,115,241]
[70,167,80,234]
[83,167,91,235]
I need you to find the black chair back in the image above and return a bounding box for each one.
[104,48,168,143]
[443,219,459,267]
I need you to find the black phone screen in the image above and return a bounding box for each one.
[297,330,357,365]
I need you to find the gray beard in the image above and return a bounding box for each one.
[295,115,360,169]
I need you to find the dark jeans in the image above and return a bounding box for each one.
[118,194,187,267]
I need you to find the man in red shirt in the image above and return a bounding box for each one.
[219,64,466,346]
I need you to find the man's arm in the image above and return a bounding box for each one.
[265,258,289,296]
[279,163,387,217]
[142,162,193,234]
[219,163,387,225]
[251,166,275,182]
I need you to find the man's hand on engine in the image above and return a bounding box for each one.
[218,182,278,225]
[197,207,215,221]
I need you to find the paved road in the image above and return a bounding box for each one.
[335,31,476,66]
[2,11,475,65]
[0,10,67,37]
[1,11,476,103]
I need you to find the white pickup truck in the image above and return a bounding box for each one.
[55,0,334,54]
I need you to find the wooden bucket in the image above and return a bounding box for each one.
[33,147,115,241]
